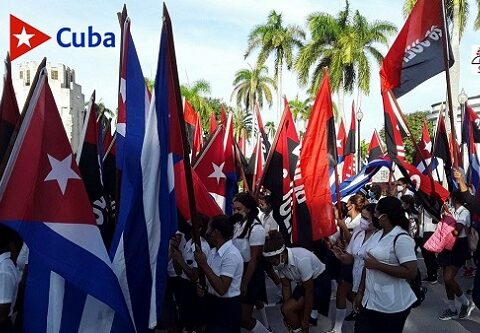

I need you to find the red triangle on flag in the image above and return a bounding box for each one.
[10,15,51,61]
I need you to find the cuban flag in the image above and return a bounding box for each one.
[0,61,132,332]
[109,7,178,331]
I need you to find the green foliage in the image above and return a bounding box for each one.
[265,121,276,140]
[289,95,312,121]
[379,110,433,163]
[245,10,305,80]
[231,64,277,112]
[295,1,397,96]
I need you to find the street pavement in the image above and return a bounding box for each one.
[262,257,480,333]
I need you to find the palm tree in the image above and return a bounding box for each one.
[231,64,277,114]
[403,0,480,121]
[289,95,312,121]
[232,108,253,143]
[144,77,154,92]
[180,79,214,129]
[245,10,305,120]
[265,121,276,140]
[295,1,396,116]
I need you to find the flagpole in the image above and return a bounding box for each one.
[255,97,289,197]
[440,0,459,168]
[163,5,206,288]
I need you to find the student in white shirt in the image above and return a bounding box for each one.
[437,190,475,320]
[263,231,330,333]
[0,225,19,333]
[329,203,379,332]
[353,197,417,333]
[258,193,279,232]
[419,207,439,284]
[231,192,270,333]
[195,215,244,333]
[396,177,415,199]
[171,214,211,333]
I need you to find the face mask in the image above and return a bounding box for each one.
[273,253,286,270]
[259,206,270,214]
[397,185,404,192]
[230,213,244,224]
[359,218,370,231]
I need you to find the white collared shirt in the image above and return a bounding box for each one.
[345,214,361,231]
[420,208,437,236]
[206,240,243,298]
[182,237,210,280]
[454,205,471,238]
[362,226,417,313]
[232,220,266,262]
[260,211,279,232]
[0,252,19,317]
[346,230,373,292]
[276,247,325,283]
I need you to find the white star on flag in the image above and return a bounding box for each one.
[208,162,226,183]
[423,140,432,152]
[44,154,81,194]
[337,139,342,148]
[14,27,35,48]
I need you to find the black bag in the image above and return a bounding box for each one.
[394,233,427,308]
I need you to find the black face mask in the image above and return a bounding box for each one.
[372,216,380,229]
[230,213,244,224]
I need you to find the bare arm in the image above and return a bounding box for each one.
[195,251,232,296]
[171,247,199,281]
[302,279,315,329]
[241,245,262,291]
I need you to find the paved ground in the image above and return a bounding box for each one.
[158,255,480,333]
[262,257,480,333]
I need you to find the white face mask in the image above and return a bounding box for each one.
[397,185,404,192]
[359,218,370,231]
[273,253,286,270]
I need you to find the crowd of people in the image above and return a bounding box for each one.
[1,169,480,333]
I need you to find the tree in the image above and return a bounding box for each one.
[245,10,305,120]
[380,110,433,163]
[231,64,277,114]
[295,1,396,115]
[265,121,276,140]
[180,79,214,128]
[144,77,154,92]
[403,0,480,123]
[289,95,312,121]
[232,108,252,143]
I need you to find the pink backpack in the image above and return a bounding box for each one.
[423,215,457,253]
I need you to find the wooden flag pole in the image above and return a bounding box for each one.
[440,0,459,168]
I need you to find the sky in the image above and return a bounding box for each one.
[1,0,480,140]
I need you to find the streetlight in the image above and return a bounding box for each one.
[356,109,364,173]
[458,89,468,159]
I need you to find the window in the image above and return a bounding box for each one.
[19,71,23,79]
[51,70,58,80]
[26,70,30,86]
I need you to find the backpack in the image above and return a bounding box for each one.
[394,233,427,308]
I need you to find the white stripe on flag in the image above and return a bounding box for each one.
[47,272,65,333]
[142,89,162,328]
[78,296,114,333]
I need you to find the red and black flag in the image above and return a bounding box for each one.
[298,69,337,243]
[76,91,114,247]
[395,157,449,220]
[380,0,453,98]
[260,99,305,244]
[382,90,408,159]
[344,101,356,155]
[367,129,385,162]
[0,53,20,163]
[336,119,346,162]
[431,110,453,190]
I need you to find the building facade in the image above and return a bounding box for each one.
[12,62,85,151]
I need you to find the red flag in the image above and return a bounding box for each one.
[380,0,453,97]
[0,54,20,163]
[344,101,356,155]
[254,105,271,160]
[336,120,346,160]
[299,70,336,241]
[220,106,227,125]
[184,100,202,159]
[368,129,385,162]
[416,122,432,162]
[260,99,307,244]
[209,112,217,135]
[382,90,409,159]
